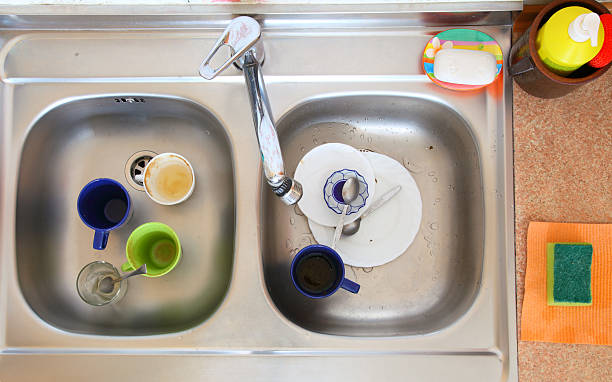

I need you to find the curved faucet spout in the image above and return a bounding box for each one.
[200,16,302,205]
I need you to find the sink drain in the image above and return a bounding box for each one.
[125,150,157,191]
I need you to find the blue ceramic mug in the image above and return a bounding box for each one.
[290,244,360,298]
[77,178,132,250]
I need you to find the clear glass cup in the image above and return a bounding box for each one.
[76,261,127,306]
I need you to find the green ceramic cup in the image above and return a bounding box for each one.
[123,222,181,277]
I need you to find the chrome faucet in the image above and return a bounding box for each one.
[200,16,302,205]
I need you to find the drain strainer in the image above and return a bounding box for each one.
[125,150,157,191]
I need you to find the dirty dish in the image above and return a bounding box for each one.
[123,222,181,277]
[76,261,127,306]
[294,143,375,227]
[141,153,195,205]
[308,152,422,267]
[77,178,132,250]
[290,244,360,298]
[342,185,402,236]
[323,169,370,216]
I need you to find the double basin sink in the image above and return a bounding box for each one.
[0,12,517,381]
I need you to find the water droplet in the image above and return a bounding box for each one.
[205,130,211,135]
[314,127,320,134]
[429,222,439,230]
[367,137,372,143]
[313,138,319,145]
[300,146,305,153]
[447,184,455,191]
[360,134,365,140]
[435,198,441,202]
[495,190,503,199]
[298,234,313,247]
[428,171,436,176]
[432,177,438,183]
[403,159,425,174]
[289,217,295,225]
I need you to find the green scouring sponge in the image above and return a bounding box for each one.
[547,243,593,306]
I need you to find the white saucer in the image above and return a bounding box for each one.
[294,143,376,227]
[308,152,422,267]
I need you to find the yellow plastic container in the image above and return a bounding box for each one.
[536,6,605,75]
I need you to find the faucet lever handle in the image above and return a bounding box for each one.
[199,16,261,80]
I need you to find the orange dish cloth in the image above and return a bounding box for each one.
[521,222,612,345]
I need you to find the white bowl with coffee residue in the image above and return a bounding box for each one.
[142,153,195,205]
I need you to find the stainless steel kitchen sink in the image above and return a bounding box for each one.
[0,11,518,382]
[262,94,484,336]
[15,95,235,335]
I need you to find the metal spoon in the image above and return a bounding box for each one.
[342,185,402,236]
[330,176,359,249]
[98,264,147,294]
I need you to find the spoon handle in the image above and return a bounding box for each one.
[116,264,147,282]
[331,204,349,249]
[360,185,402,219]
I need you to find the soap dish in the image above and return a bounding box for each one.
[422,28,503,91]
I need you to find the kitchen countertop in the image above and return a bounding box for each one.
[513,68,612,381]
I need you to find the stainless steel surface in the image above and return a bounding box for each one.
[331,176,358,248]
[0,12,517,382]
[15,95,235,335]
[342,185,402,236]
[0,3,524,17]
[99,264,147,294]
[125,150,157,191]
[201,17,303,205]
[262,94,484,336]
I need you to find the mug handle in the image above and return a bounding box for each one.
[509,56,535,77]
[121,262,134,272]
[93,230,109,250]
[340,278,360,294]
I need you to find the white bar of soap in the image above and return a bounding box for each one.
[433,49,497,86]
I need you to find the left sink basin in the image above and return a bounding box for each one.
[15,95,235,336]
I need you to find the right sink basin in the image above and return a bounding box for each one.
[261,94,484,336]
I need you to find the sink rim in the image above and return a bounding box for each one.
[0,15,516,381]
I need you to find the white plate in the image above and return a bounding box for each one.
[308,152,422,267]
[294,143,376,227]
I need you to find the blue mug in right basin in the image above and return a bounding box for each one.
[290,244,360,298]
[77,178,132,250]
